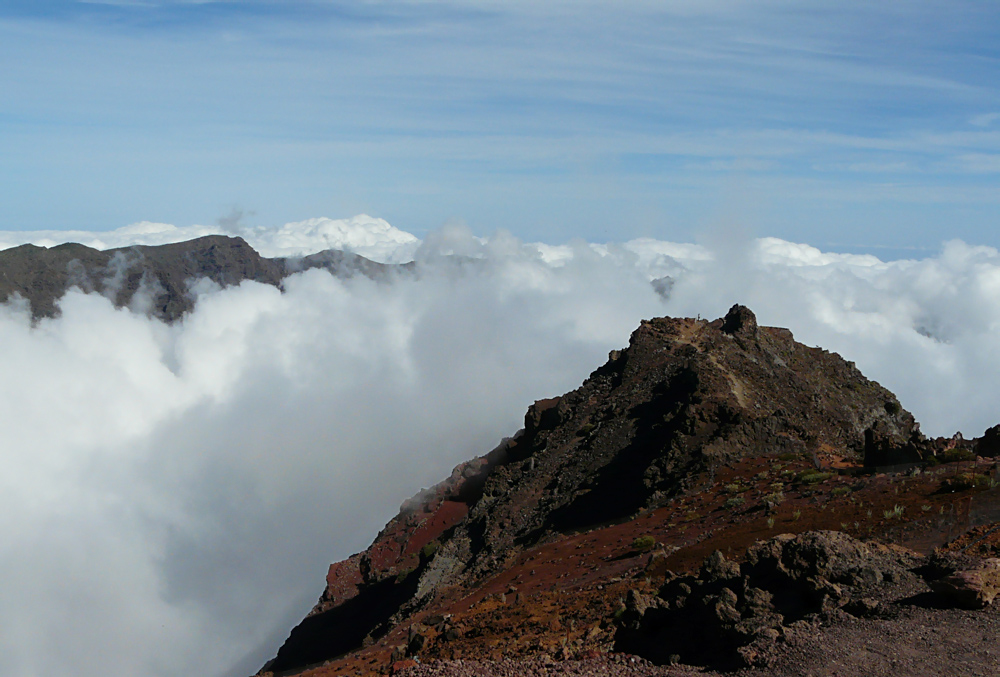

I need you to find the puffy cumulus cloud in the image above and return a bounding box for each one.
[520,231,1000,439]
[5,217,1000,677]
[254,215,421,263]
[0,229,666,677]
[651,237,1000,437]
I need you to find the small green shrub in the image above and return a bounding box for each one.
[883,505,905,519]
[941,473,991,492]
[830,486,852,498]
[724,496,745,509]
[421,541,441,560]
[762,491,785,507]
[960,472,989,487]
[935,448,976,464]
[395,567,415,583]
[632,535,656,552]
[576,423,596,436]
[797,472,833,485]
[792,510,802,521]
[884,400,902,415]
[723,483,746,494]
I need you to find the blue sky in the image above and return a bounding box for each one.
[1,1,999,255]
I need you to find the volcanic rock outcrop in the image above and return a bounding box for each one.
[615,530,925,668]
[260,305,983,675]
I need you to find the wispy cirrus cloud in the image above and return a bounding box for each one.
[970,112,1000,127]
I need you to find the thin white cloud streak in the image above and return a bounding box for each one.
[2,1,999,244]
[5,221,1000,676]
[971,112,1000,127]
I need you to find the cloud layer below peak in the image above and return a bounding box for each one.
[2,218,1000,676]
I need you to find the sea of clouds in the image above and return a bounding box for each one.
[1,216,999,676]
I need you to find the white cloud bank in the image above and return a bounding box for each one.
[2,217,1000,676]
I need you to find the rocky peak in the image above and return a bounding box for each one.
[261,306,940,675]
[720,303,758,337]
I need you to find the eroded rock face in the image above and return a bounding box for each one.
[614,531,922,669]
[720,304,758,337]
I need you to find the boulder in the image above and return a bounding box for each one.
[616,531,917,669]
[721,304,758,337]
[929,559,1000,609]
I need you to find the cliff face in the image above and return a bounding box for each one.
[263,305,945,675]
[0,236,407,321]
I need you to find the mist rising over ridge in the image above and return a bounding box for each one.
[2,215,998,436]
[3,218,1000,676]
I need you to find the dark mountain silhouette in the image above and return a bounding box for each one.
[0,235,411,321]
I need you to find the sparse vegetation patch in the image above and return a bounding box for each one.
[631,535,656,552]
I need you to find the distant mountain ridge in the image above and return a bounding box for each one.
[0,235,411,321]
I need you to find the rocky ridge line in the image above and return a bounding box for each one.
[257,305,1000,676]
[0,235,411,321]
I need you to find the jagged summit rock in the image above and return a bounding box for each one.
[720,303,758,337]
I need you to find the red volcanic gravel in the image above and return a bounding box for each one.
[396,599,1000,677]
[394,656,695,677]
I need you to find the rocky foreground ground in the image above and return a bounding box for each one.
[395,601,1000,677]
[395,598,1000,677]
[394,529,1000,677]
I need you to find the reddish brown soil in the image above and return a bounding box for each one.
[394,602,1000,677]
[266,457,1000,677]
[941,522,1000,557]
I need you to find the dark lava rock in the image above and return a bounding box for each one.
[614,531,921,669]
[977,424,1000,458]
[720,304,758,337]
